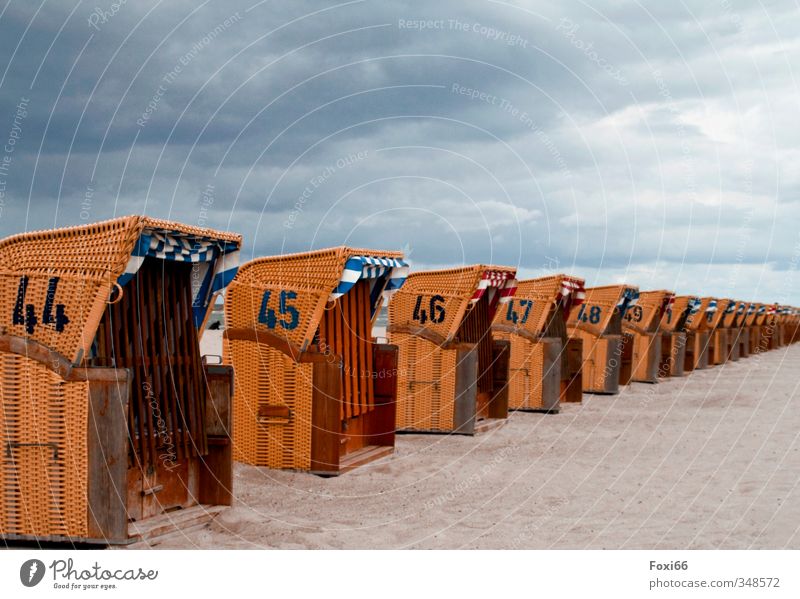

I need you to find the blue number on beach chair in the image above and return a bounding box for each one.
[259,290,300,330]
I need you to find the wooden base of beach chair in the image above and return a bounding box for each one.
[572,332,622,395]
[312,445,394,476]
[395,337,510,434]
[560,337,584,403]
[631,332,661,383]
[708,329,729,365]
[659,332,686,377]
[684,330,710,371]
[501,335,562,413]
[618,333,635,386]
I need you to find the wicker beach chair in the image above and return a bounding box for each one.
[657,294,694,377]
[0,216,241,544]
[705,298,732,366]
[491,274,586,411]
[679,296,713,371]
[388,265,517,434]
[566,284,639,394]
[224,247,408,475]
[623,290,674,383]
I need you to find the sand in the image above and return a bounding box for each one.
[166,337,800,549]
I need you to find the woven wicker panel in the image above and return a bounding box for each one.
[495,330,546,410]
[0,216,241,364]
[570,329,618,392]
[703,298,727,329]
[0,272,110,364]
[394,333,457,431]
[662,296,691,332]
[567,285,633,336]
[682,297,713,331]
[492,274,580,336]
[227,247,402,353]
[626,291,672,335]
[389,265,515,344]
[225,337,313,470]
[0,351,88,538]
[720,300,740,327]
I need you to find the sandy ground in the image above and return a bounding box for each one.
[171,335,800,549]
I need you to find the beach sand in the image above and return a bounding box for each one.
[166,335,800,549]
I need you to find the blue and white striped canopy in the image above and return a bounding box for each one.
[757,305,766,314]
[688,298,703,314]
[724,300,736,314]
[330,255,409,315]
[706,299,718,313]
[118,227,240,327]
[616,287,639,318]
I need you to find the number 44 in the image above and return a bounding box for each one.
[12,276,70,335]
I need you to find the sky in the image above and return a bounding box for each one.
[0,0,797,303]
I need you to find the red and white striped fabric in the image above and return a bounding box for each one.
[470,270,518,305]
[659,293,675,318]
[556,276,586,315]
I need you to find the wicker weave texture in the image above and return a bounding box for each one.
[225,337,313,470]
[491,274,571,335]
[0,215,242,364]
[703,298,727,329]
[393,333,457,431]
[626,291,672,335]
[389,265,515,343]
[227,246,402,353]
[567,285,633,336]
[570,329,620,392]
[495,330,547,410]
[682,297,713,331]
[0,352,88,538]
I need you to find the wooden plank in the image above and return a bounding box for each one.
[127,505,225,544]
[86,375,131,543]
[452,347,477,434]
[310,360,342,473]
[488,339,510,419]
[369,343,398,448]
[363,282,375,411]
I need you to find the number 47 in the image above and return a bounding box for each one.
[506,299,533,324]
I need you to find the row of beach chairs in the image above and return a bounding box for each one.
[0,217,796,545]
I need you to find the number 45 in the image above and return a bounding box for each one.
[259,290,299,330]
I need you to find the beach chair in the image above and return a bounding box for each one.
[389,265,517,434]
[566,284,639,394]
[224,247,408,475]
[725,301,749,360]
[744,303,764,355]
[0,216,241,544]
[756,304,779,353]
[678,296,712,371]
[491,274,586,411]
[658,294,694,377]
[703,298,730,366]
[623,290,674,383]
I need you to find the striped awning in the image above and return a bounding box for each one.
[706,299,718,313]
[747,303,756,314]
[688,298,703,314]
[724,300,736,314]
[659,293,675,318]
[758,305,766,314]
[330,255,409,315]
[470,270,518,305]
[556,277,586,315]
[118,227,240,327]
[616,287,639,318]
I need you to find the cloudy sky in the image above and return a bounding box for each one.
[0,0,797,302]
